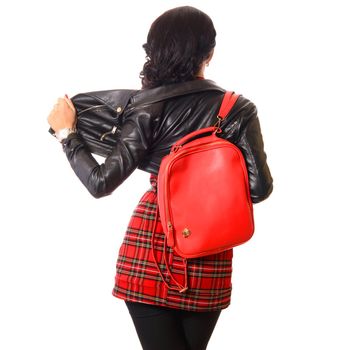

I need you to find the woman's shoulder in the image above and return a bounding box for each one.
[224,93,258,126]
[219,93,258,139]
[234,93,257,114]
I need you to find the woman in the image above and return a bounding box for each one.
[48,6,273,350]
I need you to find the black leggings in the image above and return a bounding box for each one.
[125,301,221,350]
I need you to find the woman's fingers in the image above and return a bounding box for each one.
[64,94,75,112]
[47,96,76,132]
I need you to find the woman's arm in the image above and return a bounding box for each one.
[222,98,273,203]
[239,113,273,203]
[48,97,153,198]
[62,111,153,198]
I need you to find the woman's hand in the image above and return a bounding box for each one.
[47,95,77,133]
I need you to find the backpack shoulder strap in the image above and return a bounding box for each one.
[217,91,240,120]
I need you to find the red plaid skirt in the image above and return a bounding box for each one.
[112,174,233,312]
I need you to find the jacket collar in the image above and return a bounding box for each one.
[131,79,225,106]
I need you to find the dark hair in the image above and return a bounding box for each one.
[140,6,216,89]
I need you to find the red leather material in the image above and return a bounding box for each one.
[157,92,254,259]
[217,92,240,119]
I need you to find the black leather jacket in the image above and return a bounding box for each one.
[62,79,273,203]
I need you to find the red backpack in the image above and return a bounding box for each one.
[153,92,254,292]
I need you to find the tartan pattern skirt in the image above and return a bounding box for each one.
[112,174,233,312]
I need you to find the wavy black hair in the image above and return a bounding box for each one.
[140,6,216,89]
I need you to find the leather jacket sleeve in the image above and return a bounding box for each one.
[62,109,153,198]
[221,98,273,203]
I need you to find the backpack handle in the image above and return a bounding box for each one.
[171,127,217,152]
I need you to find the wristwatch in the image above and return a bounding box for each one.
[55,128,76,143]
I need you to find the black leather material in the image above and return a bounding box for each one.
[71,80,226,157]
[62,79,273,202]
[72,89,138,157]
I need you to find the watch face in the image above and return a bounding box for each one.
[56,128,70,142]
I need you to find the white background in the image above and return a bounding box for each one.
[0,0,349,349]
